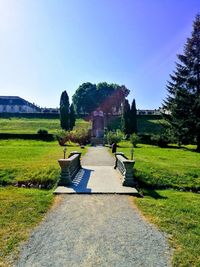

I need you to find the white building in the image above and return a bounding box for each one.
[0,96,41,113]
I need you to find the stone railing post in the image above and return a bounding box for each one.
[58,159,71,186]
[114,152,125,169]
[122,160,135,187]
[69,151,81,169]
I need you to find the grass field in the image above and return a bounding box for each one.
[0,116,162,135]
[0,139,86,265]
[0,118,91,134]
[118,141,200,191]
[134,190,200,267]
[116,141,200,266]
[0,187,54,266]
[0,139,86,187]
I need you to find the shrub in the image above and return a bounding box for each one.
[105,130,123,145]
[151,133,170,148]
[37,129,48,135]
[57,129,91,146]
[130,133,140,147]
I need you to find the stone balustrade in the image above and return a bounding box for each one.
[114,152,135,186]
[58,151,81,186]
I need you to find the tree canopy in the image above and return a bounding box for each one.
[163,14,200,151]
[72,82,130,114]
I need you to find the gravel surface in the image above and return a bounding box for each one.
[16,195,171,267]
[81,147,114,166]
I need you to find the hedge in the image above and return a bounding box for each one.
[0,133,55,141]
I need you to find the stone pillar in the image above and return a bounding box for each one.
[58,159,71,186]
[122,160,135,187]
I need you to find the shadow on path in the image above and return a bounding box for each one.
[70,168,94,193]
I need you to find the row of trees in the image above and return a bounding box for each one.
[121,99,137,135]
[60,91,76,131]
[163,14,200,152]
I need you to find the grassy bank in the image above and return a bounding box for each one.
[0,139,86,187]
[133,190,200,266]
[0,116,162,135]
[118,142,200,191]
[115,141,200,266]
[0,187,54,266]
[0,118,60,134]
[0,118,91,134]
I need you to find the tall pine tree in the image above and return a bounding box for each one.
[129,99,137,133]
[121,99,131,135]
[69,103,76,130]
[163,14,200,151]
[60,91,70,131]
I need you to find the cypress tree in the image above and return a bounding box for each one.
[163,14,200,151]
[130,99,137,133]
[121,99,131,135]
[60,91,70,131]
[69,103,76,130]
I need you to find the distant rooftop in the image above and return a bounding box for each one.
[0,96,40,110]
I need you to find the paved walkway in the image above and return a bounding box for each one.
[16,147,172,267]
[54,147,138,194]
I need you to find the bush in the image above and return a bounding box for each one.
[105,130,124,145]
[37,129,48,135]
[130,133,140,147]
[151,133,170,148]
[57,129,91,146]
[0,133,55,141]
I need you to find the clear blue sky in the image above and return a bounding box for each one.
[0,0,199,109]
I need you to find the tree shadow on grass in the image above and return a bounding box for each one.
[141,189,168,199]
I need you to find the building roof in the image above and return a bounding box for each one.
[0,96,40,110]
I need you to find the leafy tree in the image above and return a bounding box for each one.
[72,82,97,114]
[69,103,76,130]
[163,14,200,151]
[72,82,130,115]
[60,91,70,130]
[129,99,137,133]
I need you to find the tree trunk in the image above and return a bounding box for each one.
[196,134,200,152]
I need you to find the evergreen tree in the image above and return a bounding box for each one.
[60,91,70,131]
[163,14,200,151]
[129,99,137,133]
[69,103,76,130]
[121,99,131,135]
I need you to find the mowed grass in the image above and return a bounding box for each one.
[118,142,200,190]
[0,118,91,134]
[0,187,54,266]
[116,141,200,266]
[0,118,60,134]
[0,139,86,265]
[137,117,165,134]
[133,190,200,267]
[0,139,86,187]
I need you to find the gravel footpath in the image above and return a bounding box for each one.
[81,147,114,166]
[16,195,171,267]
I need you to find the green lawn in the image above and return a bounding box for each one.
[118,142,200,190]
[0,118,60,134]
[0,139,86,187]
[106,115,164,134]
[134,190,200,267]
[0,139,87,265]
[137,117,165,134]
[116,141,200,266]
[0,118,91,134]
[0,187,54,266]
